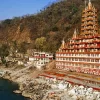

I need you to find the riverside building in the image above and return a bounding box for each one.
[29,52,53,69]
[56,0,100,76]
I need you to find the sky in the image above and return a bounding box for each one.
[0,0,57,20]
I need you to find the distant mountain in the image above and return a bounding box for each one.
[0,0,100,52]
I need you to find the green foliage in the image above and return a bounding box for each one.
[65,25,71,32]
[0,44,9,66]
[18,42,28,54]
[2,19,12,25]
[20,24,24,32]
[69,3,78,14]
[0,44,9,57]
[46,41,58,53]
[35,37,46,51]
[52,26,59,32]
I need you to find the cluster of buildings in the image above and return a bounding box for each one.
[1,49,53,69]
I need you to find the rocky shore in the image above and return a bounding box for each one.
[1,66,100,100]
[0,66,42,100]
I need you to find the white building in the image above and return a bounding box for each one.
[29,52,53,69]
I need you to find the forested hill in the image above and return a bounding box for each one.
[0,0,100,53]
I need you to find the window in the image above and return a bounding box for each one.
[95,59,99,62]
[63,58,65,60]
[87,59,90,62]
[76,58,78,61]
[96,66,99,68]
[41,58,43,60]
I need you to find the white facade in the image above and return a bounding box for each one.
[29,52,53,69]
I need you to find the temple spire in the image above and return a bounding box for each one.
[89,0,91,4]
[81,0,98,35]
[88,0,92,9]
[73,29,77,38]
[62,39,65,48]
[85,0,87,8]
[59,39,66,51]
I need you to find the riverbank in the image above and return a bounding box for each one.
[0,66,43,100]
[1,66,100,100]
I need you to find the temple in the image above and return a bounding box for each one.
[56,0,100,76]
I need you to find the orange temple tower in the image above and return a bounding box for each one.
[81,0,98,35]
[56,0,100,76]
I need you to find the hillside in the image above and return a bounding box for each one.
[0,0,100,53]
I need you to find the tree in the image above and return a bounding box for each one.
[0,44,9,66]
[18,42,28,54]
[10,41,18,57]
[52,26,59,32]
[46,41,57,53]
[35,37,47,51]
[2,19,12,25]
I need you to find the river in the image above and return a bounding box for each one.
[0,78,30,100]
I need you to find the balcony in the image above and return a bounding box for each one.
[87,13,97,17]
[81,23,85,26]
[56,54,100,59]
[87,17,94,21]
[56,60,100,66]
[81,28,85,31]
[87,21,94,25]
[86,26,94,30]
[94,28,98,31]
[87,9,94,12]
[68,44,100,50]
[69,40,100,47]
[82,19,86,22]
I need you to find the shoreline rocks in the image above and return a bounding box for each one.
[13,90,21,94]
[0,69,33,100]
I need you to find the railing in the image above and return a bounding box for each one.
[87,21,94,25]
[56,55,100,58]
[56,60,100,66]
[70,35,100,40]
[69,40,100,45]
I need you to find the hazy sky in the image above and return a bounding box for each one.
[0,0,57,20]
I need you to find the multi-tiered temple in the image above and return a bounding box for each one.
[56,0,100,76]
